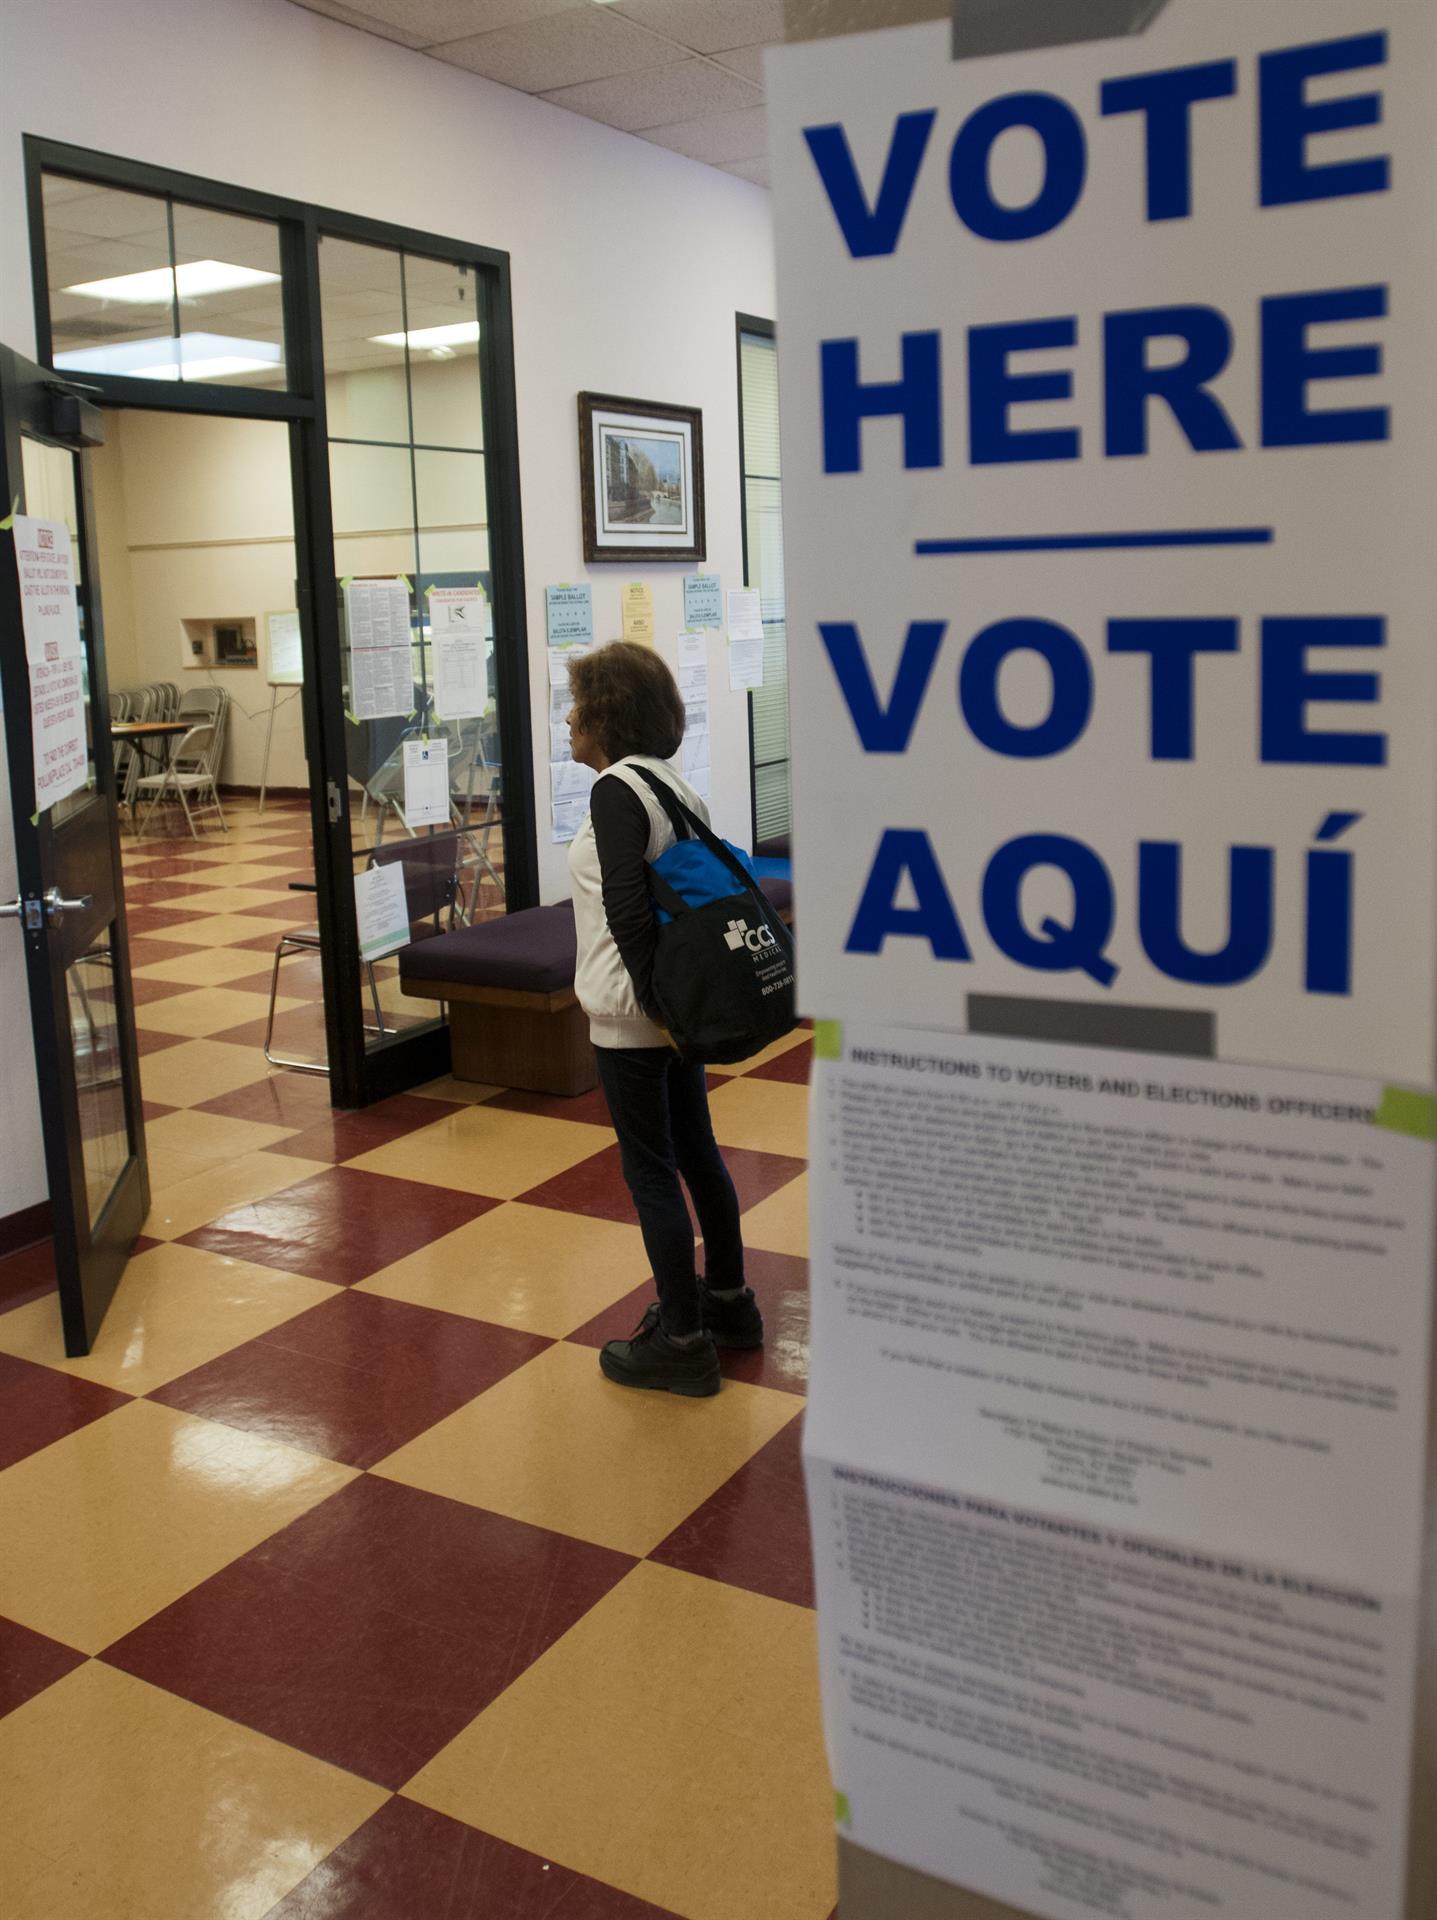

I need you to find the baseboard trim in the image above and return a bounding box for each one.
[219,784,313,800]
[0,1198,51,1258]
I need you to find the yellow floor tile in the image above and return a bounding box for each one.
[144,1149,332,1240]
[137,1038,271,1106]
[0,1664,385,1917]
[707,1075,810,1159]
[149,884,297,914]
[373,1340,800,1555]
[357,1201,651,1336]
[707,1027,811,1076]
[130,945,284,988]
[135,986,305,1040]
[162,913,304,947]
[347,1103,611,1199]
[409,1074,502,1104]
[0,1241,337,1395]
[405,1563,835,1920]
[161,860,298,887]
[0,1401,356,1652]
[742,1169,810,1257]
[143,1110,297,1188]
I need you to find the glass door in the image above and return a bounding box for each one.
[0,345,148,1354]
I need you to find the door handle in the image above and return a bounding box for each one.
[44,888,93,927]
[0,891,91,930]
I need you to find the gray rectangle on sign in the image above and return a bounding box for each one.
[953,0,1169,60]
[967,994,1215,1057]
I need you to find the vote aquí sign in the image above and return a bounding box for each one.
[769,0,1437,1084]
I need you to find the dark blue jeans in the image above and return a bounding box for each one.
[594,1045,745,1337]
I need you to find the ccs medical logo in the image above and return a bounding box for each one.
[725,918,778,954]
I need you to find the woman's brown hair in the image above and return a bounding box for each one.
[568,640,686,763]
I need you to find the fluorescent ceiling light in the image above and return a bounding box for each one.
[62,259,281,303]
[369,321,481,350]
[54,332,282,382]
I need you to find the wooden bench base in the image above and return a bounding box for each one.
[403,978,598,1097]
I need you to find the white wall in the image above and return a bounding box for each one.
[0,0,775,1218]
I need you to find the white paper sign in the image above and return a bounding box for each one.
[16,516,81,664]
[727,635,764,692]
[806,1024,1433,1920]
[354,860,410,963]
[267,609,303,687]
[16,516,88,811]
[768,1,1437,1083]
[401,737,451,829]
[345,578,412,721]
[726,586,763,642]
[429,586,488,719]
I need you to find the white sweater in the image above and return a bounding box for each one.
[568,756,708,1049]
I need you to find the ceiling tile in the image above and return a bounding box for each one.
[709,44,765,85]
[436,7,670,91]
[719,156,770,187]
[541,58,760,133]
[291,0,579,43]
[641,105,769,166]
[288,0,431,47]
[608,0,783,56]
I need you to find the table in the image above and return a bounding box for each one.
[111,719,189,833]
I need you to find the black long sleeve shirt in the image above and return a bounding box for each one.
[590,774,661,1018]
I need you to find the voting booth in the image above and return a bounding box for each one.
[769,2,1436,1915]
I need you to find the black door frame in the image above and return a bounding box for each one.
[23,135,537,1108]
[0,345,148,1352]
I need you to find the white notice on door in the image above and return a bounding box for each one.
[401,737,451,829]
[15,516,89,811]
[345,578,412,720]
[354,860,410,963]
[429,585,488,719]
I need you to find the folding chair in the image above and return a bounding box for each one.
[135,720,228,840]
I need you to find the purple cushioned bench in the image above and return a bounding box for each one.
[398,902,597,1097]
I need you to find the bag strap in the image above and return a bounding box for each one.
[629,764,765,900]
[646,865,693,920]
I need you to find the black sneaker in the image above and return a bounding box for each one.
[636,1286,765,1351]
[600,1319,721,1397]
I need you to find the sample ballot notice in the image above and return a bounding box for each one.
[805,1028,1432,1920]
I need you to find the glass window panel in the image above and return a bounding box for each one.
[414,448,488,579]
[66,931,132,1228]
[403,253,484,450]
[328,439,416,563]
[169,203,286,390]
[45,176,176,379]
[740,330,790,842]
[320,236,410,443]
[44,175,288,390]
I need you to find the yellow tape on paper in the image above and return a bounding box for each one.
[834,1791,852,1827]
[344,709,361,726]
[813,1020,843,1061]
[1373,1087,1437,1141]
[398,574,412,591]
[0,495,18,532]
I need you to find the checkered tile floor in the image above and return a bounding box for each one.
[0,801,831,1920]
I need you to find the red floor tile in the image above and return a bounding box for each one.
[650,1415,814,1610]
[0,1352,131,1470]
[134,1027,187,1058]
[127,974,194,1007]
[0,1615,88,1719]
[103,1476,634,1789]
[266,1798,684,1919]
[486,1084,615,1128]
[236,895,318,923]
[568,1247,809,1396]
[123,905,211,937]
[125,935,200,970]
[266,1093,466,1165]
[519,1142,806,1227]
[227,927,319,954]
[0,1238,59,1315]
[196,1073,338,1129]
[746,1037,813,1085]
[151,1290,549,1468]
[179,1166,499,1283]
[141,1100,177,1122]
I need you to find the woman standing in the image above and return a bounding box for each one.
[567,641,763,1397]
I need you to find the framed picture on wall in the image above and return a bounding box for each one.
[578,392,706,564]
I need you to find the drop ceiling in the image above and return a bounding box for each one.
[287,0,785,185]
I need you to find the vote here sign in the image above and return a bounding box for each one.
[768,0,1437,1082]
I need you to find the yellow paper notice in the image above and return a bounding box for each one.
[621,580,655,645]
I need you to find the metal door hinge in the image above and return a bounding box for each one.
[327,781,343,825]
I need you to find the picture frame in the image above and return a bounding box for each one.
[578,391,706,564]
